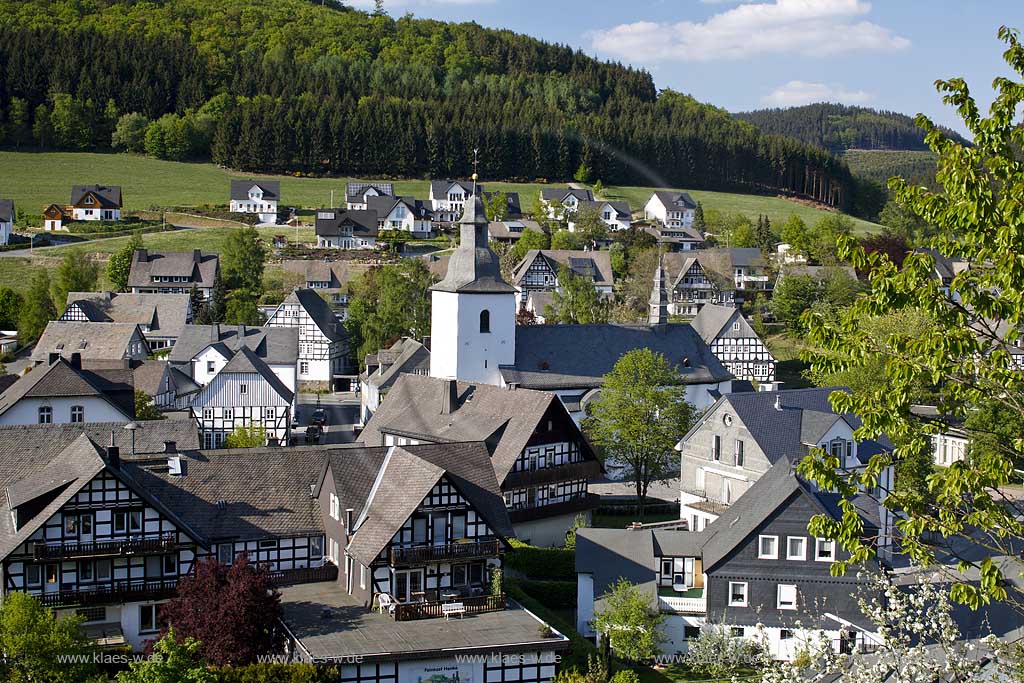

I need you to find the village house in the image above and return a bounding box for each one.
[429,179,477,222]
[358,337,430,426]
[131,360,201,410]
[314,208,379,250]
[511,249,615,304]
[43,203,71,232]
[569,200,632,232]
[70,185,122,222]
[281,260,365,315]
[0,430,330,651]
[229,179,280,224]
[539,187,594,221]
[346,181,395,210]
[576,460,884,661]
[644,191,698,230]
[366,195,436,238]
[676,387,894,540]
[360,375,602,547]
[666,248,772,316]
[689,304,776,387]
[61,292,193,351]
[264,288,350,391]
[0,198,13,245]
[644,224,705,252]
[0,354,135,426]
[128,249,220,299]
[487,219,545,244]
[30,321,149,365]
[483,190,523,218]
[283,441,567,680]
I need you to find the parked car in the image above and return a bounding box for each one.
[310,408,328,427]
[305,425,321,443]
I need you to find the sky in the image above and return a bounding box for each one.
[349,0,1019,135]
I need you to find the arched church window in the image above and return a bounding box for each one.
[480,309,491,333]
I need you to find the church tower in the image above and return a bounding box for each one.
[429,193,518,385]
[649,254,669,326]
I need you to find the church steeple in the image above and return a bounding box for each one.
[430,194,516,294]
[649,254,669,326]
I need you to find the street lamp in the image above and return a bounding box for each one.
[123,421,140,456]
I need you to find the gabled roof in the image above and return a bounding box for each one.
[365,195,435,222]
[360,374,588,483]
[168,324,298,367]
[0,357,135,420]
[689,304,741,344]
[500,323,732,390]
[127,249,219,290]
[346,442,514,564]
[650,190,697,210]
[314,209,379,237]
[71,185,122,208]
[540,188,593,203]
[30,321,147,363]
[0,199,13,223]
[64,291,191,340]
[0,418,200,457]
[274,289,346,343]
[361,337,429,390]
[199,346,293,404]
[778,264,858,283]
[281,259,365,290]
[487,219,543,240]
[511,250,615,289]
[482,191,522,217]
[430,179,476,198]
[577,200,631,219]
[346,182,394,204]
[230,179,280,201]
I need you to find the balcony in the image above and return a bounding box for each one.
[267,564,339,587]
[34,534,178,561]
[657,588,706,614]
[37,579,179,609]
[392,593,506,622]
[502,460,602,489]
[389,540,502,566]
[508,493,601,523]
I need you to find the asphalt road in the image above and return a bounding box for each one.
[294,395,360,445]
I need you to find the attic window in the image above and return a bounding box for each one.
[85,196,94,205]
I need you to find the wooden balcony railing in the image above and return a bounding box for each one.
[266,564,338,586]
[392,593,506,622]
[37,579,179,609]
[389,540,501,566]
[508,493,601,523]
[34,534,178,561]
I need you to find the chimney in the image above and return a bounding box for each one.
[163,441,177,454]
[48,352,61,365]
[168,455,183,476]
[69,352,82,370]
[345,508,354,531]
[422,336,431,352]
[193,248,202,262]
[106,446,120,470]
[440,378,458,415]
[774,395,783,411]
[212,323,220,341]
[136,248,147,262]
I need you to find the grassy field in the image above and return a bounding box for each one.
[45,226,318,256]
[0,151,881,233]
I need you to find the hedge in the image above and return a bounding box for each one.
[506,579,595,673]
[514,579,577,608]
[504,539,575,580]
[215,663,338,683]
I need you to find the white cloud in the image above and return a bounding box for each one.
[760,80,872,106]
[589,0,910,63]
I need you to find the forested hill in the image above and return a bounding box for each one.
[735,103,969,153]
[0,0,872,215]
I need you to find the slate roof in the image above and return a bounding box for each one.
[346,442,514,564]
[430,179,475,199]
[364,196,436,224]
[0,357,135,419]
[482,191,522,217]
[313,209,379,238]
[30,321,146,363]
[64,291,191,340]
[360,337,429,390]
[684,387,892,466]
[125,445,327,542]
[778,264,858,283]
[127,249,219,290]
[230,179,280,201]
[500,323,732,390]
[577,200,631,219]
[132,361,201,402]
[487,219,543,240]
[650,190,697,211]
[168,324,298,367]
[643,225,705,245]
[317,445,390,515]
[511,250,615,289]
[346,182,394,204]
[689,304,740,344]
[275,289,346,343]
[430,196,517,294]
[0,418,199,457]
[281,260,365,290]
[359,374,583,483]
[0,199,13,222]
[540,188,593,203]
[71,185,122,208]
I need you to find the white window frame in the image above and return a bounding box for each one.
[330,493,340,521]
[786,536,807,561]
[728,581,748,607]
[815,537,836,562]
[360,564,366,590]
[777,584,798,610]
[758,535,778,559]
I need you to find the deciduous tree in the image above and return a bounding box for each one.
[223,425,267,448]
[509,229,550,264]
[108,232,143,292]
[0,592,96,683]
[18,270,56,343]
[221,226,266,300]
[590,578,666,662]
[51,250,99,312]
[116,630,215,683]
[550,229,583,251]
[135,390,164,420]
[544,265,609,325]
[345,260,434,366]
[0,287,23,330]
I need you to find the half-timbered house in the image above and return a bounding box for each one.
[358,337,430,425]
[30,321,149,365]
[667,255,734,316]
[265,288,350,391]
[359,376,601,547]
[61,291,193,350]
[168,324,298,396]
[511,250,615,304]
[690,304,776,386]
